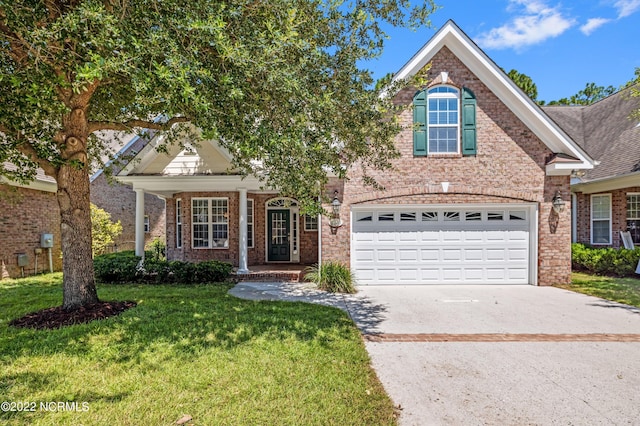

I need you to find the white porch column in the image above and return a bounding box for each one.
[135,189,145,257]
[238,188,249,274]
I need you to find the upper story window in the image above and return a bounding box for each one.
[413,85,476,156]
[428,86,459,153]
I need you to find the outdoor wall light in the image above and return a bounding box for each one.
[552,190,566,214]
[329,190,342,235]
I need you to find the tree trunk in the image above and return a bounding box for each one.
[57,107,99,310]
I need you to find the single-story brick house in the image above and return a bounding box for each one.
[545,86,640,248]
[0,168,63,278]
[117,20,596,286]
[90,131,166,252]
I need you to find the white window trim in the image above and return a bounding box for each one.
[591,194,612,245]
[427,85,461,155]
[144,215,150,233]
[304,214,318,231]
[626,193,640,220]
[176,199,183,249]
[247,198,254,248]
[192,197,229,249]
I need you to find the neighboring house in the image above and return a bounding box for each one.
[117,20,596,286]
[0,168,63,279]
[90,132,166,252]
[0,131,166,280]
[545,85,640,248]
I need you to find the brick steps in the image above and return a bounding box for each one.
[235,271,302,283]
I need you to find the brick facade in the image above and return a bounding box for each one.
[90,174,165,252]
[321,46,572,286]
[0,184,63,278]
[165,192,318,267]
[574,187,640,249]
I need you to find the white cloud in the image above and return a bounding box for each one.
[580,17,612,35]
[614,0,640,18]
[476,1,575,50]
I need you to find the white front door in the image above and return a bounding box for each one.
[351,205,536,285]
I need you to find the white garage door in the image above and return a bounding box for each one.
[351,205,535,285]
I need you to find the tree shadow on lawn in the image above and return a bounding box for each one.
[0,283,361,364]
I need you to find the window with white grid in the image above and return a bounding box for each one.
[247,199,254,248]
[627,193,640,243]
[176,199,183,248]
[591,194,611,245]
[192,198,228,248]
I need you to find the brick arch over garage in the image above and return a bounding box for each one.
[347,183,542,205]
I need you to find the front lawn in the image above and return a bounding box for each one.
[557,272,640,308]
[0,274,396,425]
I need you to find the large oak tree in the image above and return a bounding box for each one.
[0,0,436,310]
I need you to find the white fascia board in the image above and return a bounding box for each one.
[119,133,166,176]
[91,133,143,182]
[546,162,588,176]
[0,176,57,193]
[571,172,640,194]
[115,174,267,195]
[392,20,595,170]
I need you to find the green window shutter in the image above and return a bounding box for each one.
[461,87,477,156]
[413,90,427,156]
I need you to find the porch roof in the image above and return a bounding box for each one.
[116,174,272,198]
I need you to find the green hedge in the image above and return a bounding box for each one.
[572,243,640,277]
[94,251,233,284]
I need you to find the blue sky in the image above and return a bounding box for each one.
[368,0,640,102]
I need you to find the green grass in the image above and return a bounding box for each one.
[0,273,396,425]
[557,272,640,308]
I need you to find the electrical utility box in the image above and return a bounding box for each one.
[17,254,29,267]
[41,233,54,248]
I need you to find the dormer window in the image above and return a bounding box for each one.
[413,85,477,156]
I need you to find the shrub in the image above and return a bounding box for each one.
[94,251,141,283]
[146,238,166,262]
[305,262,357,294]
[571,243,640,277]
[94,252,233,284]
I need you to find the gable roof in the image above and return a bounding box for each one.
[392,20,595,175]
[545,85,640,192]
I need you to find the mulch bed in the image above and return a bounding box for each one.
[9,301,137,330]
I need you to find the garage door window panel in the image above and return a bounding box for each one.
[422,211,438,221]
[378,213,395,221]
[444,211,460,221]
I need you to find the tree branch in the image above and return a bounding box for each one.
[88,116,191,133]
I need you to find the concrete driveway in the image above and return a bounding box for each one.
[230,283,640,425]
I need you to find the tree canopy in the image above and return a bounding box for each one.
[0,0,436,309]
[506,69,538,101]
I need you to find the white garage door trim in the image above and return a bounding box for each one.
[350,203,538,285]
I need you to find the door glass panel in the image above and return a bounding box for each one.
[272,212,287,245]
